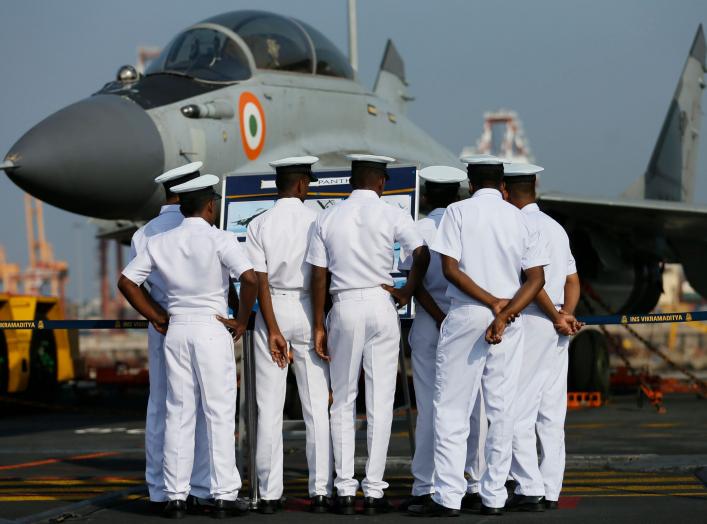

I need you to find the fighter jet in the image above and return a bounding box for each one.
[0,10,455,224]
[1,10,705,393]
[539,26,706,315]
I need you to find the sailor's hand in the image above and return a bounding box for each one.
[485,314,508,344]
[269,331,289,369]
[553,314,576,336]
[216,315,247,341]
[382,284,412,308]
[151,313,169,336]
[313,324,330,362]
[572,318,585,334]
[491,298,510,316]
[557,310,584,335]
[491,298,518,323]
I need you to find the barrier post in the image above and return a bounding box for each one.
[241,329,259,508]
[236,338,247,483]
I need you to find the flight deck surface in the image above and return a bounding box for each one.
[1,393,706,523]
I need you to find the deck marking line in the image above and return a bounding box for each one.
[11,484,146,524]
[0,451,119,471]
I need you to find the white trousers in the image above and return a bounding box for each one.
[254,290,332,499]
[537,335,569,501]
[328,287,400,498]
[511,310,559,496]
[145,325,210,501]
[432,302,523,510]
[408,310,487,496]
[163,315,241,501]
[465,392,487,494]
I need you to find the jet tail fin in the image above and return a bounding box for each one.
[624,25,706,202]
[373,40,413,114]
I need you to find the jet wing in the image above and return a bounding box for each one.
[538,192,707,239]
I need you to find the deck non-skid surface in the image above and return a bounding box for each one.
[1,393,706,522]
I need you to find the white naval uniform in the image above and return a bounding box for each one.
[306,189,423,498]
[464,394,487,495]
[129,205,210,502]
[430,188,549,510]
[123,217,253,501]
[245,197,333,500]
[399,209,488,497]
[510,203,576,501]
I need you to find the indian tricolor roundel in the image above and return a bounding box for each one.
[238,92,266,160]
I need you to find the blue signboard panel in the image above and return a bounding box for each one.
[221,166,419,318]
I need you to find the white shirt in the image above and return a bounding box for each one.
[129,205,184,309]
[123,217,253,316]
[399,208,451,314]
[522,203,577,307]
[306,189,424,293]
[431,188,550,301]
[245,197,317,290]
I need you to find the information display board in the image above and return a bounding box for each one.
[220,166,419,318]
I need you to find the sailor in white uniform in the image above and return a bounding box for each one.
[504,163,581,512]
[128,162,212,511]
[119,175,258,519]
[245,156,333,514]
[409,154,549,517]
[306,154,429,515]
[398,166,487,512]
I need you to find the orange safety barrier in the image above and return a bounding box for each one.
[567,391,602,409]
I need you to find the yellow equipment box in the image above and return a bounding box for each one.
[0,294,76,393]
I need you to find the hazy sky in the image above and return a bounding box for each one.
[1,0,705,302]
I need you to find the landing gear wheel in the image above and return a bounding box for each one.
[568,330,610,397]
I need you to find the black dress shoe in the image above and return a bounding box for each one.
[408,498,460,517]
[212,498,249,519]
[258,499,281,515]
[461,492,482,511]
[310,495,330,513]
[187,495,215,515]
[149,501,167,515]
[480,503,504,516]
[333,495,356,515]
[163,500,187,519]
[504,479,518,493]
[505,494,545,512]
[399,494,432,512]
[544,499,559,510]
[363,496,392,515]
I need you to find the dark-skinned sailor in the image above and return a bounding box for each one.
[306,154,430,515]
[504,163,582,512]
[398,166,487,512]
[245,156,333,514]
[119,174,258,519]
[409,154,549,517]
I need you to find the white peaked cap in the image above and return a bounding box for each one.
[171,174,220,194]
[459,154,508,166]
[346,153,396,164]
[419,166,467,184]
[154,161,203,184]
[268,155,319,169]
[503,163,544,176]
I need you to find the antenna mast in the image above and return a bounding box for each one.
[348,0,358,73]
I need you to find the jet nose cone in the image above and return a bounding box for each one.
[5,95,164,219]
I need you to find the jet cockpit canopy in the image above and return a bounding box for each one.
[146,10,354,83]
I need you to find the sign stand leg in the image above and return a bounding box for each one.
[242,330,259,509]
[398,339,416,458]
